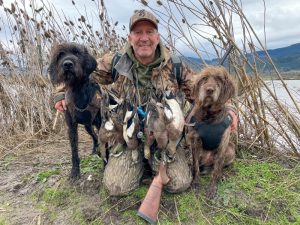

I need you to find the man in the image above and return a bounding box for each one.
[54,9,237,196]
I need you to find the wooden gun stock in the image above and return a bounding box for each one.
[137,161,170,224]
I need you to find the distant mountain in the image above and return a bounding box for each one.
[182,43,300,72]
[256,43,300,71]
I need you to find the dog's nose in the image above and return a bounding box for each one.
[63,60,74,70]
[206,87,214,95]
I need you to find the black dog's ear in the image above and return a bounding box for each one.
[84,48,97,75]
[48,59,58,85]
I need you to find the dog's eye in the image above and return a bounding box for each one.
[57,52,65,60]
[200,77,208,83]
[72,48,81,56]
[215,76,223,86]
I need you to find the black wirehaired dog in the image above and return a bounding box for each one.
[49,42,102,179]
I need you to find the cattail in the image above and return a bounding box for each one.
[69,20,74,26]
[44,31,51,38]
[24,14,29,20]
[11,3,16,14]
[156,0,162,5]
[99,13,103,21]
[72,0,75,5]
[5,8,12,14]
[141,0,148,6]
[80,15,86,23]
[114,21,118,26]
[182,18,185,23]
[82,31,86,35]
[64,21,69,26]
[35,7,43,13]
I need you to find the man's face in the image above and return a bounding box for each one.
[128,20,160,64]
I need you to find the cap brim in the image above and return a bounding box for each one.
[130,19,158,31]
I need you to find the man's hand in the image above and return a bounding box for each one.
[55,99,67,112]
[229,110,238,132]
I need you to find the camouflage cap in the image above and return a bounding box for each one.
[129,9,158,31]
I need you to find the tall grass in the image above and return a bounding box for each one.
[0,0,299,157]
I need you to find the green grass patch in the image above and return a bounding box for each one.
[81,155,104,174]
[208,160,300,224]
[29,150,300,225]
[151,158,300,225]
[2,154,17,169]
[0,217,9,225]
[35,169,61,183]
[40,187,75,207]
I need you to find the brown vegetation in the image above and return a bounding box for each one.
[0,0,299,162]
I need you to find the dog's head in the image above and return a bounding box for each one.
[48,42,97,86]
[193,66,236,107]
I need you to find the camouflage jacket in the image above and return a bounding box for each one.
[53,43,197,105]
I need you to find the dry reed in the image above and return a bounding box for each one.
[0,0,299,157]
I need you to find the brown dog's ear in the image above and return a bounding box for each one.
[191,75,202,105]
[218,68,236,104]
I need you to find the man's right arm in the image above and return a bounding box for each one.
[53,83,67,112]
[90,52,115,85]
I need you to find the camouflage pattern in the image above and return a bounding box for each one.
[91,45,197,104]
[129,9,158,31]
[53,44,197,196]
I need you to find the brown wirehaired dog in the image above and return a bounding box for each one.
[186,66,236,199]
[49,42,101,179]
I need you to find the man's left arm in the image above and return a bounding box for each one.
[226,100,238,132]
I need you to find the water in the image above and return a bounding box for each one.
[264,80,300,110]
[261,80,300,152]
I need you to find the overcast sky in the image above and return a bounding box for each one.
[1,0,300,58]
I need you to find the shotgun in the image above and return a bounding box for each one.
[137,160,170,224]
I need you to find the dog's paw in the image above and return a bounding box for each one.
[70,169,81,180]
[206,184,217,199]
[191,180,201,197]
[191,179,201,190]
